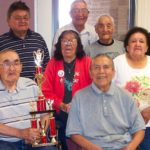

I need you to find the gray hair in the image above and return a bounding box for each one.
[91,54,115,70]
[95,14,115,27]
[70,0,88,10]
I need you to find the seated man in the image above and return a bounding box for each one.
[66,54,145,150]
[0,49,56,150]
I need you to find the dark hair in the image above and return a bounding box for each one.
[54,30,85,60]
[124,27,150,53]
[7,1,30,19]
[91,54,114,70]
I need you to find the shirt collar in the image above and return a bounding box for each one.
[70,22,90,34]
[9,29,32,39]
[0,78,25,93]
[0,80,5,91]
[91,82,115,96]
[98,39,114,46]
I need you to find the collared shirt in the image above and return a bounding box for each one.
[0,29,50,79]
[51,23,98,56]
[0,77,39,142]
[66,83,145,150]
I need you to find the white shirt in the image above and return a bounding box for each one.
[113,54,150,127]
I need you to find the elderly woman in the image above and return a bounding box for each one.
[42,30,92,150]
[113,27,150,150]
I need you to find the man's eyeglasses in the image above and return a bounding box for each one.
[71,8,89,14]
[12,16,29,21]
[61,39,77,45]
[0,61,21,69]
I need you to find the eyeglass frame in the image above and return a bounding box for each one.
[61,38,77,45]
[71,8,89,15]
[11,15,30,21]
[0,60,22,69]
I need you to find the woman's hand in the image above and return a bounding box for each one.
[60,102,71,113]
[141,107,150,124]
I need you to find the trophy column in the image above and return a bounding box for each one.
[47,100,57,143]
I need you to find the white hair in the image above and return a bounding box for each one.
[95,14,115,27]
[70,0,88,10]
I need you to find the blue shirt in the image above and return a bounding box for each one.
[0,29,50,79]
[66,82,145,150]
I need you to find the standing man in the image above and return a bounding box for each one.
[85,15,124,58]
[66,54,145,150]
[52,0,98,56]
[0,1,50,80]
[0,49,56,150]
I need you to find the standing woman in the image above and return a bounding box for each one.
[42,30,92,150]
[113,27,150,150]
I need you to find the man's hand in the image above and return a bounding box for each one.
[19,128,41,144]
[122,130,145,150]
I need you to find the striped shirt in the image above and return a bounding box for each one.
[0,29,50,80]
[0,77,39,142]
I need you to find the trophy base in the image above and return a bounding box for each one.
[32,141,58,147]
[51,136,57,143]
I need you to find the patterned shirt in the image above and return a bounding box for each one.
[113,54,150,127]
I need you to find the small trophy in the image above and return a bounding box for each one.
[33,49,44,67]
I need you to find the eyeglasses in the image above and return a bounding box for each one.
[61,39,77,45]
[71,8,89,14]
[0,61,21,69]
[12,16,29,21]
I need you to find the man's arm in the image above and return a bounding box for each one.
[122,130,145,150]
[141,107,150,124]
[71,134,102,150]
[0,123,40,144]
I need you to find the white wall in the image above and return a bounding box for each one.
[135,0,150,31]
[34,0,150,56]
[35,0,52,56]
